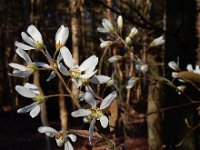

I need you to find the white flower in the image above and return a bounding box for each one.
[100,38,112,48]
[129,27,138,38]
[108,55,122,63]
[126,77,139,89]
[187,64,200,74]
[168,61,180,71]
[55,25,69,50]
[60,46,98,85]
[125,36,132,45]
[71,91,117,144]
[97,19,114,33]
[117,15,123,30]
[150,35,165,47]
[9,48,50,77]
[15,83,44,118]
[38,126,76,150]
[15,25,44,50]
[135,59,148,74]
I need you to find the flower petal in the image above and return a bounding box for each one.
[100,115,108,128]
[38,126,58,137]
[80,70,97,79]
[187,64,193,71]
[84,92,96,108]
[17,102,38,113]
[24,83,39,95]
[58,63,69,76]
[46,71,56,82]
[71,109,91,117]
[89,119,96,145]
[27,25,43,43]
[97,27,108,33]
[168,61,179,71]
[64,141,74,150]
[33,62,50,68]
[15,85,37,98]
[60,46,75,69]
[9,63,26,71]
[30,104,40,118]
[9,70,33,77]
[90,75,110,84]
[79,55,98,72]
[55,25,69,47]
[15,41,35,50]
[68,134,77,142]
[100,91,117,109]
[16,48,32,65]
[21,32,35,47]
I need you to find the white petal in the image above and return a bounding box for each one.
[9,70,33,77]
[17,102,38,113]
[21,32,35,47]
[64,141,74,150]
[30,104,40,118]
[90,75,110,84]
[102,19,114,32]
[172,72,178,78]
[89,119,96,145]
[80,70,97,79]
[15,85,37,98]
[79,55,98,72]
[187,64,193,71]
[126,79,134,89]
[24,83,39,95]
[100,115,108,128]
[58,63,69,76]
[57,52,63,64]
[85,86,96,97]
[168,61,179,71]
[84,92,96,108]
[97,27,108,33]
[46,71,56,82]
[100,91,117,109]
[71,109,91,117]
[33,62,50,68]
[16,48,32,65]
[27,25,43,43]
[68,134,77,142]
[55,25,69,46]
[15,41,35,50]
[9,63,26,71]
[38,126,58,137]
[60,46,75,69]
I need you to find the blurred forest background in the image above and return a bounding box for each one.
[0,0,200,150]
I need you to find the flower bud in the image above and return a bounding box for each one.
[129,27,138,38]
[150,36,165,47]
[117,15,123,31]
[125,36,132,45]
[108,55,122,63]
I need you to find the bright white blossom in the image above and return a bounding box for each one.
[108,55,122,63]
[126,77,139,89]
[9,48,50,77]
[55,25,69,50]
[135,59,148,74]
[15,25,44,50]
[38,126,76,150]
[60,46,98,86]
[168,61,180,71]
[125,36,132,45]
[100,38,112,48]
[97,19,114,33]
[117,15,123,31]
[15,83,44,118]
[71,91,117,144]
[150,35,165,47]
[129,27,138,38]
[187,64,200,74]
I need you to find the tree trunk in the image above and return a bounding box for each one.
[147,0,164,149]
